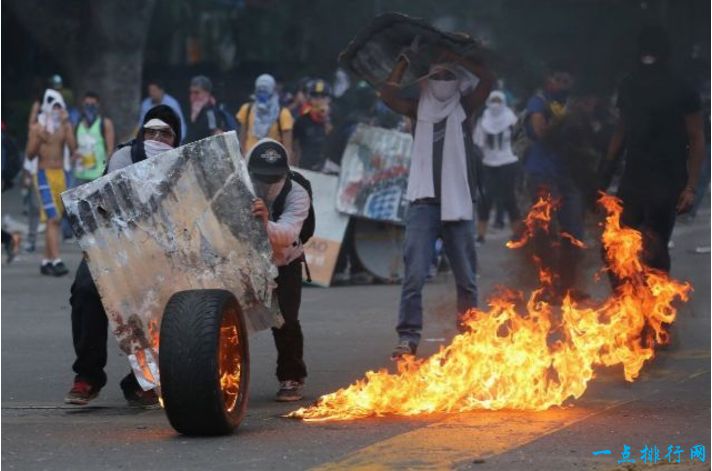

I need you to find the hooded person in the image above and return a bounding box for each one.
[237,74,294,160]
[378,49,495,359]
[247,138,311,401]
[106,104,181,173]
[473,90,521,243]
[64,104,181,408]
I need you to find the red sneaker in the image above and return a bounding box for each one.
[64,379,100,405]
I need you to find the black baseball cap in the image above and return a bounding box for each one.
[247,138,289,177]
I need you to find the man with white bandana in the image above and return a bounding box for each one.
[25,89,77,277]
[237,74,294,159]
[473,90,521,243]
[65,105,182,408]
[379,49,494,359]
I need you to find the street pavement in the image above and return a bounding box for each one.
[2,186,710,470]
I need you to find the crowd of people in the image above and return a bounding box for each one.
[1,24,708,407]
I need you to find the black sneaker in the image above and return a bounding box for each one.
[51,261,69,277]
[390,340,417,360]
[123,387,160,409]
[40,262,53,276]
[275,380,304,402]
[64,379,101,405]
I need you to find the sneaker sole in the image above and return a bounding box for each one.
[127,401,161,410]
[64,393,98,405]
[274,394,303,402]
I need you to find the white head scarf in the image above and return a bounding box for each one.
[252,74,280,139]
[407,64,478,221]
[480,90,517,135]
[38,89,66,134]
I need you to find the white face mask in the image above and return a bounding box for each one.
[641,55,657,65]
[429,79,459,101]
[488,102,504,115]
[144,139,174,159]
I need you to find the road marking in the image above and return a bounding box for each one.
[312,368,710,470]
[312,400,630,471]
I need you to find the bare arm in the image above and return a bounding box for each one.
[457,57,495,117]
[64,120,77,153]
[27,102,40,129]
[103,118,115,155]
[378,56,418,118]
[25,125,40,159]
[676,112,706,213]
[605,117,626,162]
[596,116,626,192]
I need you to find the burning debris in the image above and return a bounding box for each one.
[289,194,690,421]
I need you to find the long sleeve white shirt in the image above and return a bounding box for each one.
[267,181,310,266]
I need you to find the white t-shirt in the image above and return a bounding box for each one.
[473,121,518,167]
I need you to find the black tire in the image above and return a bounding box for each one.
[159,289,250,436]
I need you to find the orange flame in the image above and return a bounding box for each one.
[289,194,691,421]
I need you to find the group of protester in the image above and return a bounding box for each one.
[4,24,706,408]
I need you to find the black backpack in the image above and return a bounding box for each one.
[271,170,315,244]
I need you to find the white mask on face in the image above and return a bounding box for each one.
[429,79,459,101]
[143,139,174,159]
[488,102,504,116]
[641,55,657,65]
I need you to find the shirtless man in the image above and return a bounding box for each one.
[25,89,76,276]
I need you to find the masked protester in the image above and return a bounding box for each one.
[520,64,586,301]
[473,90,521,244]
[293,79,333,171]
[65,105,181,408]
[378,47,494,359]
[248,139,311,401]
[237,74,294,159]
[73,92,115,185]
[185,75,222,144]
[25,89,77,277]
[600,25,705,279]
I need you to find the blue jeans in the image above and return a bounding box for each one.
[397,203,478,346]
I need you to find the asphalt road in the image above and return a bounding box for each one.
[2,187,710,471]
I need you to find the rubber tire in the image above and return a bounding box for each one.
[159,289,250,436]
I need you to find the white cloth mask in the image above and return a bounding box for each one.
[429,79,459,101]
[144,139,174,159]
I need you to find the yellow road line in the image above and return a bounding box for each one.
[312,401,629,471]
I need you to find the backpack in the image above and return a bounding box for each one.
[216,103,238,132]
[271,170,315,245]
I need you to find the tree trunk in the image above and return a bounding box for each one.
[7,0,157,141]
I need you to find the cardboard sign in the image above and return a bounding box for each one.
[299,169,350,287]
[336,124,413,224]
